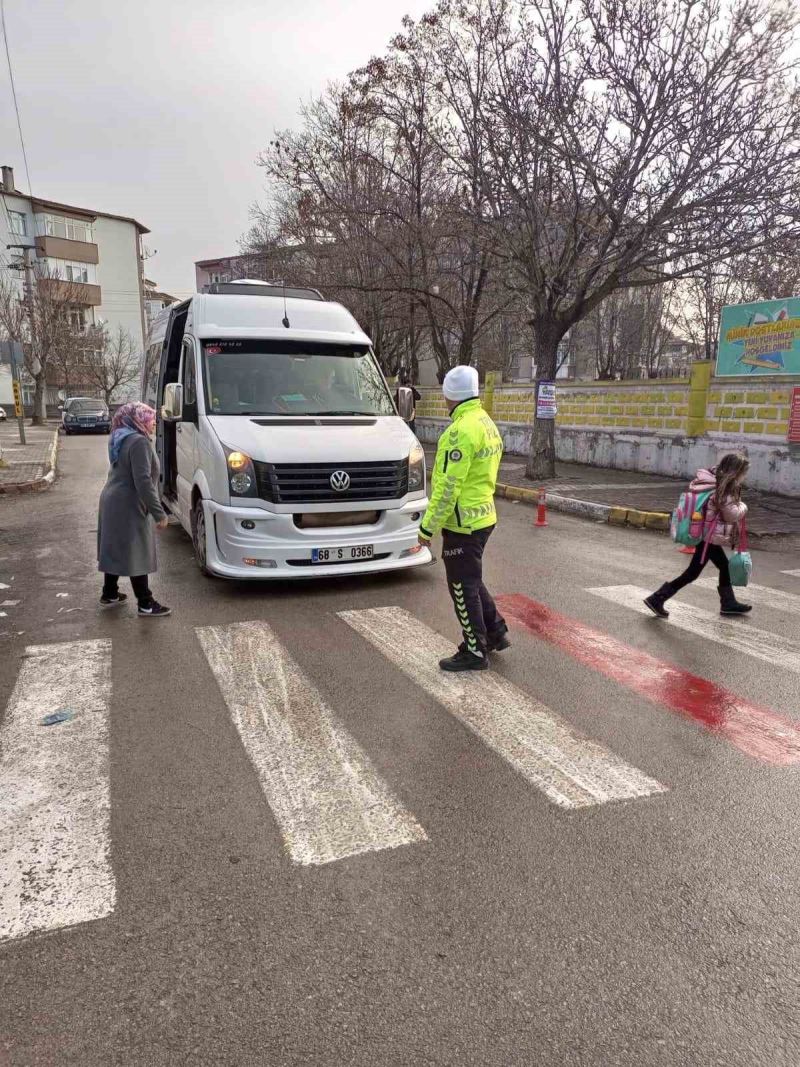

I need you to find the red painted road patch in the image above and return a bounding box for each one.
[497,594,800,766]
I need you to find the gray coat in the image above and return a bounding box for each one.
[97,434,166,576]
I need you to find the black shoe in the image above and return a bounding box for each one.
[719,586,752,615]
[100,592,128,608]
[138,600,172,618]
[488,632,511,652]
[439,648,489,672]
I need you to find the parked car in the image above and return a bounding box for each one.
[0,407,7,421]
[61,397,111,434]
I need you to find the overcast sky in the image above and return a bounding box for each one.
[0,0,433,298]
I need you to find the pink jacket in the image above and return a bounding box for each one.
[690,468,748,548]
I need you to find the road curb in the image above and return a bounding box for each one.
[495,481,671,533]
[0,430,60,496]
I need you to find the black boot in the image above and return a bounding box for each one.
[644,583,674,619]
[719,585,752,616]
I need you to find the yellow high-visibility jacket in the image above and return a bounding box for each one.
[420,397,503,537]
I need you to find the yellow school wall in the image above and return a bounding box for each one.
[706,381,795,438]
[416,377,796,440]
[416,380,688,432]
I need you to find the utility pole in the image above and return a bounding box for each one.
[7,242,39,424]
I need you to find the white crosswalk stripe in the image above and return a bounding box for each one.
[196,620,427,866]
[588,585,800,675]
[0,640,114,944]
[696,577,800,616]
[781,570,800,578]
[339,606,666,809]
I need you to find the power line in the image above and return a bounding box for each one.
[0,0,32,198]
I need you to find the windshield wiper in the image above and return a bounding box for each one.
[311,410,370,416]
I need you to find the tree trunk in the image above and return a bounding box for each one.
[525,325,562,482]
[526,416,556,481]
[31,372,47,426]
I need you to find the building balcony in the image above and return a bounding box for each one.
[36,235,99,265]
[38,277,102,306]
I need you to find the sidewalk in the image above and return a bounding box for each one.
[424,448,800,538]
[0,424,59,494]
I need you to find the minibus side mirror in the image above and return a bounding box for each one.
[396,386,414,422]
[162,382,183,422]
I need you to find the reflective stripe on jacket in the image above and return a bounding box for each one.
[420,397,503,537]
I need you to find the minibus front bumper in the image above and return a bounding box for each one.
[201,497,433,579]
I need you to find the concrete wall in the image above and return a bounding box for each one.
[415,372,800,496]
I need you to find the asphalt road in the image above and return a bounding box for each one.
[1,434,800,1067]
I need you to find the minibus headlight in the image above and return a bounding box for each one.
[227,451,249,471]
[224,447,258,497]
[408,443,425,492]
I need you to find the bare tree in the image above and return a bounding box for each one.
[83,324,141,406]
[675,239,800,364]
[250,9,512,382]
[0,265,89,424]
[471,0,800,477]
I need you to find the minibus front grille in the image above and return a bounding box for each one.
[254,460,408,504]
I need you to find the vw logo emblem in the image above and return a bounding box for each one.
[330,470,351,492]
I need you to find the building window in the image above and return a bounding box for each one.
[38,213,94,243]
[42,257,98,285]
[65,262,90,284]
[8,210,27,236]
[68,306,92,331]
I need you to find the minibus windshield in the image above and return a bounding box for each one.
[203,340,395,417]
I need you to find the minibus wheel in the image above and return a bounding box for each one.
[193,497,212,577]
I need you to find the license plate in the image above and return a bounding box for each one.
[312,544,374,563]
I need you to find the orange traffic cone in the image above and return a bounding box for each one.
[535,488,548,527]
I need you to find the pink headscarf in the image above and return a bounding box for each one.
[108,402,157,464]
[110,401,156,436]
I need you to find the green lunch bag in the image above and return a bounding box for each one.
[728,517,752,588]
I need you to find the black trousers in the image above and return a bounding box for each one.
[665,541,731,597]
[102,573,152,606]
[441,526,506,655]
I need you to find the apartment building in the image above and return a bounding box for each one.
[0,164,149,402]
[195,252,267,291]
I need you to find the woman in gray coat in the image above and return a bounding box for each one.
[97,402,171,617]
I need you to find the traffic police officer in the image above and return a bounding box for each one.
[418,365,509,671]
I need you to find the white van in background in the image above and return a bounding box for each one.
[142,280,431,579]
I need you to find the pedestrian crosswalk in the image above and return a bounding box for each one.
[3,578,800,947]
[587,585,800,675]
[0,640,114,944]
[196,620,427,866]
[695,577,800,616]
[340,606,665,809]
